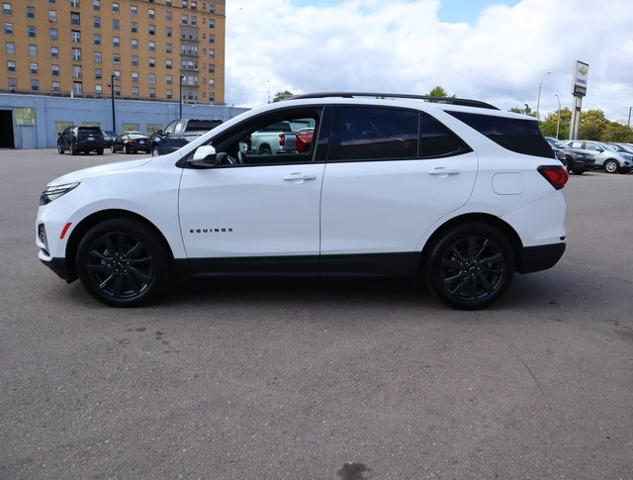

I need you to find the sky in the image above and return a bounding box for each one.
[225,0,633,122]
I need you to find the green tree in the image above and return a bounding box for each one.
[578,109,608,140]
[426,86,450,97]
[601,121,633,142]
[272,90,294,103]
[539,108,571,139]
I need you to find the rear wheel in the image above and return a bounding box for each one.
[69,144,77,156]
[57,144,64,154]
[425,222,514,309]
[124,145,130,154]
[76,218,170,307]
[604,159,619,174]
[259,145,272,155]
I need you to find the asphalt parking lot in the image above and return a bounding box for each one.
[1,149,632,480]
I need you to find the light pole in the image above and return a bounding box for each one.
[179,75,185,119]
[628,106,632,128]
[536,71,551,119]
[555,94,561,139]
[107,74,117,132]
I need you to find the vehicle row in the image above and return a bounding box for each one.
[546,137,633,174]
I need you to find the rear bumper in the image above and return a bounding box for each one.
[517,243,566,274]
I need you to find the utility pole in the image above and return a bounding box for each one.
[555,94,561,139]
[628,106,632,128]
[536,71,551,119]
[179,75,184,119]
[108,74,116,132]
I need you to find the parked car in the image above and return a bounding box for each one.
[101,130,117,148]
[607,142,633,155]
[249,122,298,154]
[111,131,151,154]
[36,92,568,310]
[150,119,223,156]
[545,137,595,174]
[566,140,633,173]
[57,126,105,155]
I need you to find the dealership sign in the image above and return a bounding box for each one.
[572,61,589,97]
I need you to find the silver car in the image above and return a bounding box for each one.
[566,140,633,174]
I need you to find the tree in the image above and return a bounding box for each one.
[578,109,608,140]
[510,106,538,117]
[272,90,294,103]
[539,108,571,139]
[601,122,633,143]
[426,86,450,97]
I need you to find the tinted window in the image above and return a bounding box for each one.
[331,107,418,161]
[259,122,293,132]
[447,111,554,158]
[419,112,472,158]
[185,119,222,132]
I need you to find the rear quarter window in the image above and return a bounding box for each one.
[447,111,554,158]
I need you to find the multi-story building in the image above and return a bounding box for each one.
[0,0,225,104]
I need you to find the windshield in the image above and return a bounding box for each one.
[547,138,565,149]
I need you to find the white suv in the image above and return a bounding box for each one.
[36,93,568,309]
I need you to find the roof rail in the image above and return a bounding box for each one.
[289,92,499,110]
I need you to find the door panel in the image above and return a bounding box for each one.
[179,163,325,260]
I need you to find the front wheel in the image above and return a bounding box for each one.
[76,218,170,307]
[152,147,160,157]
[57,144,64,154]
[425,222,514,310]
[604,159,619,174]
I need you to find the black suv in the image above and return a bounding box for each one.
[150,118,222,156]
[57,126,105,155]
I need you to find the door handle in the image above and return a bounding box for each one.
[427,167,460,176]
[283,173,317,182]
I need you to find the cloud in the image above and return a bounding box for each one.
[226,0,633,121]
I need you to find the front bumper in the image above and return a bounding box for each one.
[40,254,70,281]
[517,243,566,273]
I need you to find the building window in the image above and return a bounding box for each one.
[209,4,215,13]
[149,41,155,51]
[166,43,173,53]
[7,60,16,72]
[2,3,12,15]
[3,22,12,33]
[130,5,137,16]
[208,78,215,87]
[26,6,35,18]
[71,30,80,43]
[29,62,38,74]
[94,67,102,79]
[72,65,82,79]
[131,71,139,83]
[166,10,172,21]
[149,73,156,84]
[209,18,215,28]
[93,34,101,45]
[166,89,173,99]
[95,84,103,94]
[166,26,172,37]
[52,81,60,92]
[114,86,120,96]
[112,18,119,29]
[149,24,155,35]
[149,88,156,99]
[50,28,58,40]
[70,11,79,25]
[27,25,36,37]
[191,15,197,25]
[131,87,139,97]
[209,34,215,43]
[72,82,82,95]
[8,78,17,90]
[166,74,172,84]
[51,46,59,57]
[28,44,37,57]
[31,79,40,91]
[113,70,120,80]
[149,57,156,67]
[113,36,120,47]
[6,42,15,55]
[128,55,136,66]
[92,0,100,11]
[70,0,80,7]
[94,51,101,63]
[72,47,81,61]
[208,48,215,58]
[181,14,187,24]
[51,64,59,75]
[148,8,155,19]
[166,59,172,69]
[113,53,120,64]
[131,21,137,32]
[93,16,100,27]
[131,38,138,49]
[112,2,118,14]
[191,1,197,9]
[49,10,56,22]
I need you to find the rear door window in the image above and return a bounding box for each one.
[330,106,418,161]
[419,112,472,158]
[447,111,554,158]
[185,120,222,132]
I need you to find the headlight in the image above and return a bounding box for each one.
[39,182,80,205]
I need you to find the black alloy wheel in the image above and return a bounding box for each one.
[76,218,169,306]
[426,222,514,309]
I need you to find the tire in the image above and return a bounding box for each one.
[152,147,160,157]
[124,145,130,154]
[604,159,619,174]
[57,144,64,154]
[75,218,170,307]
[69,144,77,156]
[96,148,104,155]
[259,145,272,155]
[424,222,514,310]
[571,169,584,175]
[111,146,117,153]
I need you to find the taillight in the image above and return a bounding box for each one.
[279,133,285,146]
[538,165,568,190]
